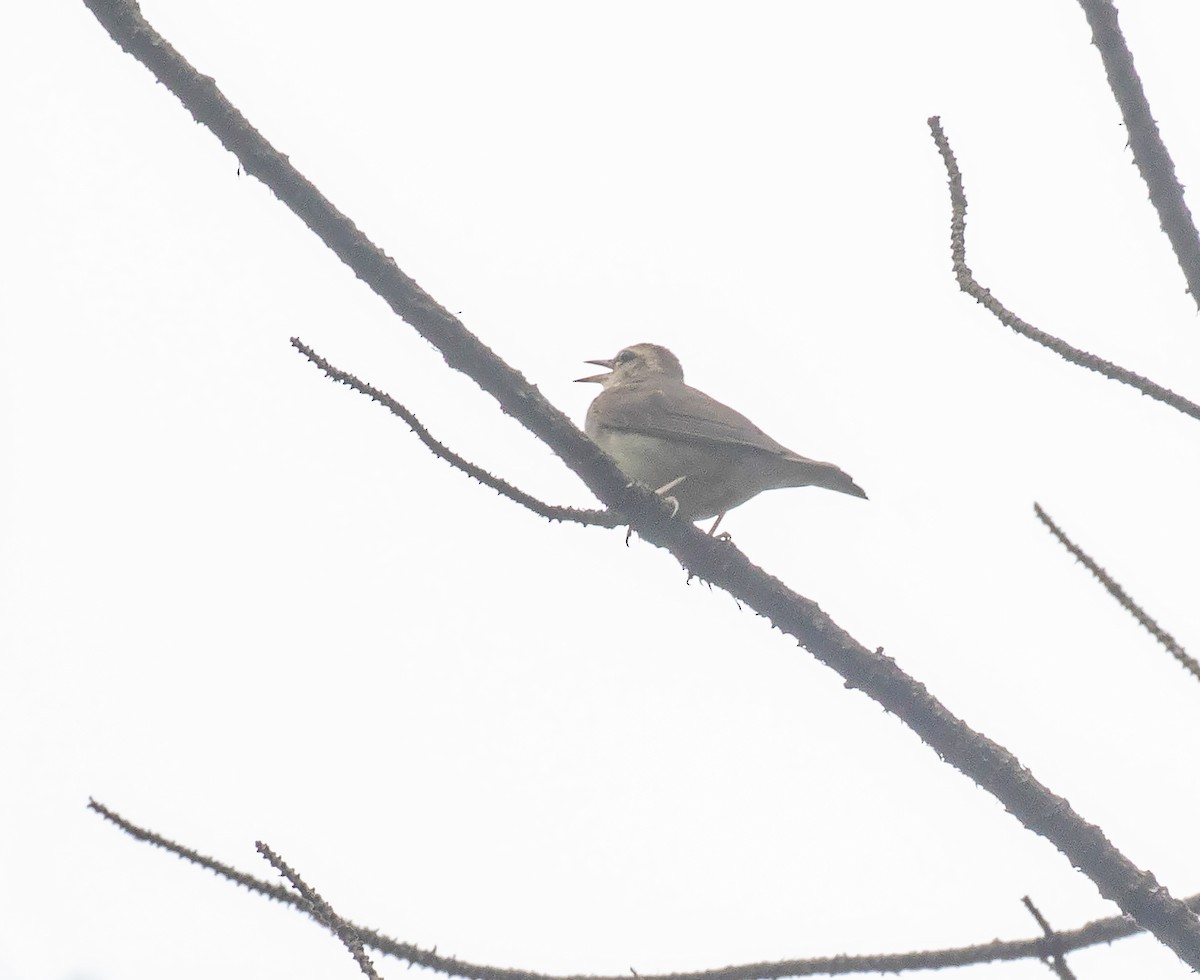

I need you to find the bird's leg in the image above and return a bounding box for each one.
[654,476,686,518]
[707,512,726,536]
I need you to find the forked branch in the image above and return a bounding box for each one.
[87,800,1200,979]
[1021,896,1078,980]
[258,841,382,980]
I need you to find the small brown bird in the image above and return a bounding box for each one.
[577,343,866,534]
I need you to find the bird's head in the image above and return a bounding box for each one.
[575,343,684,388]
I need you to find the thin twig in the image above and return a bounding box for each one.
[90,800,1200,979]
[291,337,621,529]
[258,841,382,980]
[81,2,1200,964]
[927,115,1200,423]
[1076,0,1200,308]
[1022,896,1078,980]
[89,798,296,902]
[1034,503,1199,682]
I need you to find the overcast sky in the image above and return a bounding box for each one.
[4,2,1200,979]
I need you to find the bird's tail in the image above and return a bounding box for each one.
[785,457,868,499]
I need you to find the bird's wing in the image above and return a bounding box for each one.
[597,382,801,458]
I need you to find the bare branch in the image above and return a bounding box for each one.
[91,799,1200,978]
[1075,0,1200,308]
[927,115,1200,423]
[81,2,1200,964]
[1034,503,1199,682]
[1022,896,1078,980]
[257,841,382,980]
[291,337,620,529]
[88,798,296,903]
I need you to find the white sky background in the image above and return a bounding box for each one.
[3,2,1200,978]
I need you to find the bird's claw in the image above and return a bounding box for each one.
[652,476,686,518]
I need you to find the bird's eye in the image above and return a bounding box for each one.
[615,350,634,365]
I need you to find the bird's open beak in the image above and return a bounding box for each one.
[574,358,614,384]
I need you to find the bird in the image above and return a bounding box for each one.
[576,343,866,534]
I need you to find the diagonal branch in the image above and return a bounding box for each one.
[1075,0,1200,309]
[927,115,1200,423]
[87,800,1200,978]
[1034,503,1199,682]
[1021,896,1078,980]
[81,1,1200,967]
[258,841,382,980]
[291,337,620,529]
